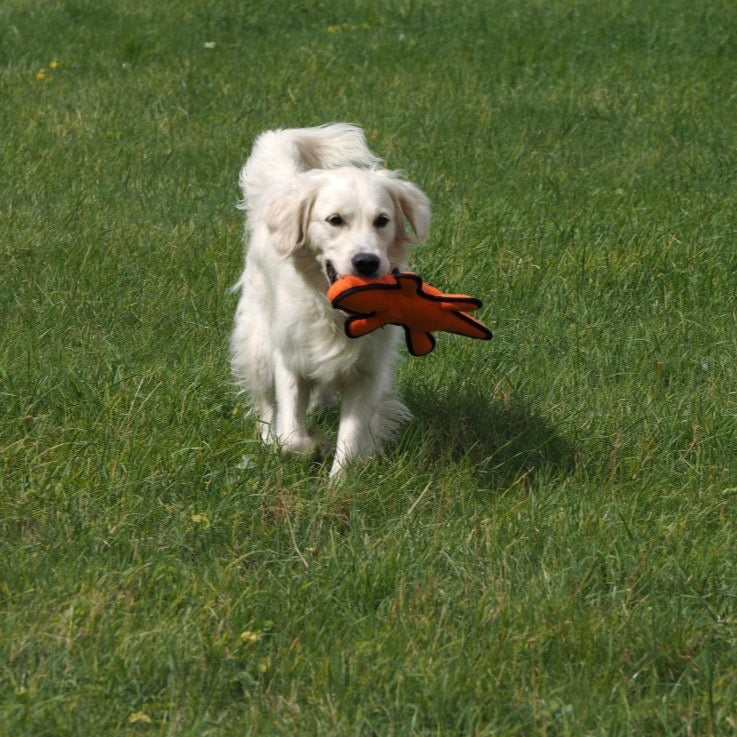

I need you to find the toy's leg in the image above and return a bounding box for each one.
[273,354,315,454]
[330,383,380,478]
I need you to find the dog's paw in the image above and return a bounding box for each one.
[328,459,345,481]
[279,431,318,456]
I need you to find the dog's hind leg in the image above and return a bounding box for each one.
[252,399,275,444]
[273,353,315,455]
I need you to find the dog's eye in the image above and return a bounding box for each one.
[326,214,344,227]
[373,214,390,228]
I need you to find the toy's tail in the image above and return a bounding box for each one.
[238,124,381,212]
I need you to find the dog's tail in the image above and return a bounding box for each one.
[238,123,381,212]
[374,395,413,443]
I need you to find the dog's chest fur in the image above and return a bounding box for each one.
[272,279,395,385]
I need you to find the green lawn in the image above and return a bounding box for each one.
[2,0,737,734]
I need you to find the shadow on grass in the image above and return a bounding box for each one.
[402,382,576,486]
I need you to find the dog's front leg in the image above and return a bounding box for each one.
[330,383,380,478]
[273,354,314,454]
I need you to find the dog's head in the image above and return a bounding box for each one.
[265,168,430,287]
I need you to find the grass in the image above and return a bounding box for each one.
[2,0,737,734]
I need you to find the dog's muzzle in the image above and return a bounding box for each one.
[325,260,339,285]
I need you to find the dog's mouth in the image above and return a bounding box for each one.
[325,260,339,285]
[326,261,400,285]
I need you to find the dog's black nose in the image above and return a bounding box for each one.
[351,253,381,277]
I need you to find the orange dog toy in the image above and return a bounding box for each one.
[327,271,493,356]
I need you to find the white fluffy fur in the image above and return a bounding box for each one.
[230,124,431,477]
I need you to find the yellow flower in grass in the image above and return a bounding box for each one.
[49,60,59,69]
[327,22,359,33]
[239,630,262,644]
[36,71,46,80]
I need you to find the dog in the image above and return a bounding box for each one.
[230,124,430,477]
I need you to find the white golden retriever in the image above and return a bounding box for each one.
[230,124,430,477]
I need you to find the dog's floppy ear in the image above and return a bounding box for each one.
[383,174,431,245]
[265,183,315,256]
